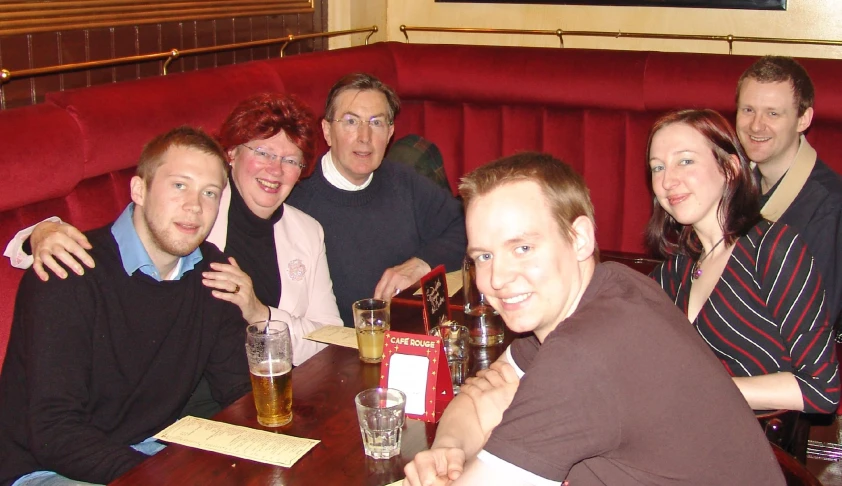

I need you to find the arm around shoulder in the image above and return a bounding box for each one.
[4,217,94,281]
[3,216,62,268]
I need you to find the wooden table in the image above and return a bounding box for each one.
[110,303,505,485]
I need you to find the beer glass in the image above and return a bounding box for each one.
[246,320,293,427]
[353,298,390,364]
[462,256,505,345]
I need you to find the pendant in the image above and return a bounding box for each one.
[691,263,702,280]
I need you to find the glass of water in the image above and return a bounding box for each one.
[429,322,470,394]
[354,388,406,459]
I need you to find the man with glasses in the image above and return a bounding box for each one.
[287,73,466,326]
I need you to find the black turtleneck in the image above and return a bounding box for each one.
[225,177,283,309]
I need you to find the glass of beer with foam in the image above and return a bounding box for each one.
[246,320,293,427]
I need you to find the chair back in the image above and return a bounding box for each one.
[757,409,810,464]
[771,443,823,486]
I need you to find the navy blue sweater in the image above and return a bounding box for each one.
[0,227,251,485]
[288,159,466,326]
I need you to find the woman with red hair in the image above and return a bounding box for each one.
[201,93,342,364]
[646,109,837,414]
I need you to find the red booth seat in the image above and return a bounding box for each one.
[1,42,842,371]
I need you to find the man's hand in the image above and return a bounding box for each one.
[30,221,94,281]
[403,447,466,486]
[202,257,270,324]
[374,257,431,301]
[461,361,520,439]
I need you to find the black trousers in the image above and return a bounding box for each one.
[179,377,222,419]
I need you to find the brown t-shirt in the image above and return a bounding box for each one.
[482,262,784,485]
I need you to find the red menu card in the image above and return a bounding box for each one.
[379,331,453,423]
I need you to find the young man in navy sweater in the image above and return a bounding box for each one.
[0,127,251,486]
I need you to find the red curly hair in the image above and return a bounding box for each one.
[217,93,317,178]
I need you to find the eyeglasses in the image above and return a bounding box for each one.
[241,144,305,170]
[330,114,392,133]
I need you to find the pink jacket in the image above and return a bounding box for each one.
[208,187,343,365]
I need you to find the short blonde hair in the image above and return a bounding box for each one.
[459,152,599,260]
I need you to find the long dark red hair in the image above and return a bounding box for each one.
[644,109,761,259]
[217,93,317,178]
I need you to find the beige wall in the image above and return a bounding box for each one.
[330,0,842,59]
[328,0,388,49]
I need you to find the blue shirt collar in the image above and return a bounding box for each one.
[110,203,203,281]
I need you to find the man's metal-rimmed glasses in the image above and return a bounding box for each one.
[330,114,392,133]
[241,144,306,170]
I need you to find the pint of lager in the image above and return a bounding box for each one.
[246,321,293,427]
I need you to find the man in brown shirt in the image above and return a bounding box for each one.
[404,152,784,485]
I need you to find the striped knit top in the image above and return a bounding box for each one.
[652,220,840,414]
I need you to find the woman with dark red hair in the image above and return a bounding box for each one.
[200,93,342,365]
[646,109,838,414]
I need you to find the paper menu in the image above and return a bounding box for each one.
[304,326,358,349]
[414,269,462,297]
[153,416,319,468]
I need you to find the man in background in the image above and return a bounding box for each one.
[287,73,466,325]
[735,56,842,334]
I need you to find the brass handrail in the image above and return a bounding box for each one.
[0,0,314,37]
[0,26,378,84]
[399,25,842,54]
[401,26,565,47]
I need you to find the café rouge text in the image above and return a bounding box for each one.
[389,336,437,348]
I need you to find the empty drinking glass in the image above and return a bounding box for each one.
[354,388,406,460]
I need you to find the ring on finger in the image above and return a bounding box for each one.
[233,284,240,294]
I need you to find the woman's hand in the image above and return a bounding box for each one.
[30,221,94,281]
[203,256,269,324]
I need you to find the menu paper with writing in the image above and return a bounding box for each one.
[380,330,453,423]
[414,269,462,297]
[303,326,358,349]
[419,265,452,334]
[153,416,319,467]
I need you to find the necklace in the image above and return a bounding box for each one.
[691,237,725,280]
